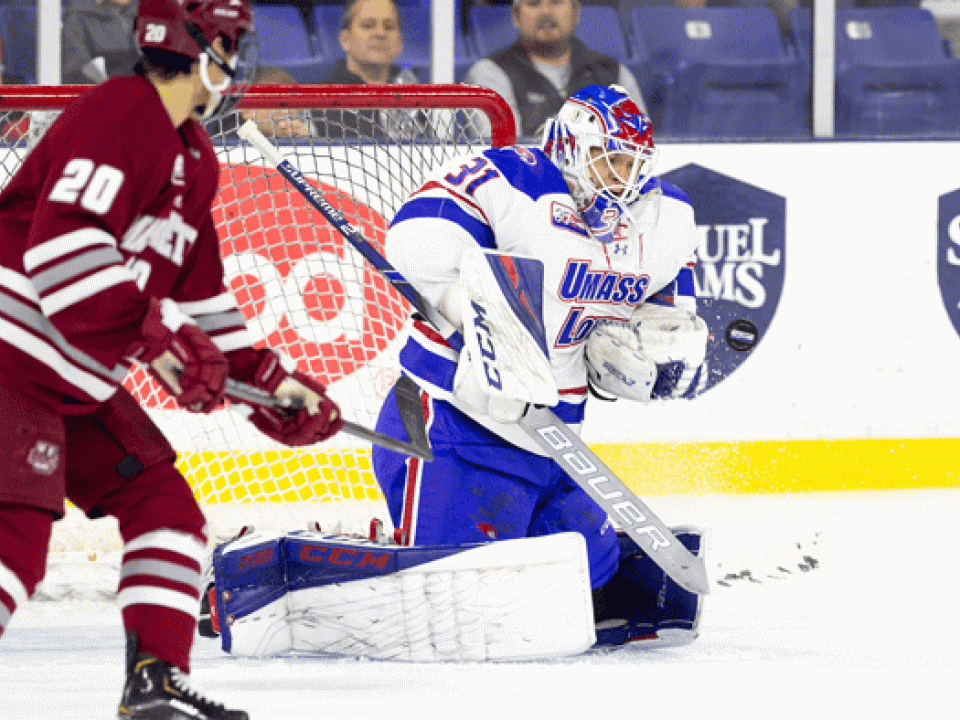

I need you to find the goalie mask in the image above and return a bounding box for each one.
[136,0,257,121]
[542,85,659,243]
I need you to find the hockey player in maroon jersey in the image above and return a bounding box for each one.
[0,0,344,717]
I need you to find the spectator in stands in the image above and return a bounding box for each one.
[241,65,313,138]
[207,65,313,141]
[323,0,417,85]
[314,0,431,140]
[463,0,646,139]
[62,0,140,84]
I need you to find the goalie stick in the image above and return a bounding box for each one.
[236,120,710,595]
[224,377,434,461]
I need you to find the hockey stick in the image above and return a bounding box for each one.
[224,378,434,461]
[236,120,710,595]
[152,352,432,459]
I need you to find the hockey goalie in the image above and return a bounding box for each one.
[200,85,712,662]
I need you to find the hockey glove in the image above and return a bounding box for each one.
[129,297,229,413]
[227,349,345,446]
[630,303,709,400]
[584,321,657,403]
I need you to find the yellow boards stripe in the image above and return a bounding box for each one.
[173,439,960,503]
[594,438,960,493]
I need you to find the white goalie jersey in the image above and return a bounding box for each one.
[386,145,700,451]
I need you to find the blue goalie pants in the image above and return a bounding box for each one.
[373,385,621,589]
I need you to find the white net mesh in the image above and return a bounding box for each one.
[0,85,512,598]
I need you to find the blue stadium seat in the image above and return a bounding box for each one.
[0,3,37,84]
[251,4,326,83]
[394,5,478,82]
[627,6,808,139]
[576,4,639,67]
[469,4,516,56]
[789,7,960,136]
[311,3,346,80]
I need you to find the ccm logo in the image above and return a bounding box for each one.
[238,547,274,569]
[535,424,671,551]
[298,544,392,569]
[471,300,503,390]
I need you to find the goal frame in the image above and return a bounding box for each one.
[0,83,517,147]
[0,84,516,572]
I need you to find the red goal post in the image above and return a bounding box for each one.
[0,84,515,561]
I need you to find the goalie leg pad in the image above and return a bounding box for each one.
[212,531,596,661]
[211,535,292,656]
[592,527,705,649]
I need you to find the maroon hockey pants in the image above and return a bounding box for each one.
[0,388,207,672]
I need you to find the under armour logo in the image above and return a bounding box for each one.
[612,243,629,255]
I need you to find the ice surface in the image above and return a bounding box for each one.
[2,490,958,719]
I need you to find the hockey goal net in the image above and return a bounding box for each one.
[0,84,514,598]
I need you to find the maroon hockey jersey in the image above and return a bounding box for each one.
[0,74,252,414]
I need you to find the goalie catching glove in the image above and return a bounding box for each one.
[127,297,229,413]
[586,303,709,401]
[633,303,709,399]
[584,321,657,403]
[227,348,345,446]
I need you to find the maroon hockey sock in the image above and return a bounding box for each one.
[122,604,197,673]
[0,503,54,636]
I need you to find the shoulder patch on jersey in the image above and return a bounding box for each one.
[484,146,570,201]
[550,201,589,237]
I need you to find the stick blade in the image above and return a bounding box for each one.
[394,375,432,461]
[665,554,711,595]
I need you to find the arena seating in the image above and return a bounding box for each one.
[0,2,37,84]
[250,3,327,83]
[789,7,960,136]
[626,6,808,139]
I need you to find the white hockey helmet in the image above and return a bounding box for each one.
[542,85,659,241]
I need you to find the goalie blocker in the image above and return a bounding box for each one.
[199,527,705,660]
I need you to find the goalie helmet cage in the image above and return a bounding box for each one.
[0,84,515,582]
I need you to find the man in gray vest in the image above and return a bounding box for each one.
[464,0,645,139]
